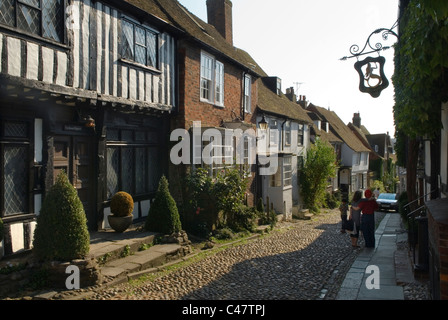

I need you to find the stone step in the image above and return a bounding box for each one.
[292,208,314,220]
[89,229,158,265]
[101,244,183,279]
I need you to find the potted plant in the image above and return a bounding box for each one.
[108,191,134,233]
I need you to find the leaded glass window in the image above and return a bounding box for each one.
[0,0,63,42]
[1,120,31,216]
[106,129,163,199]
[106,147,119,198]
[4,146,28,215]
[122,18,158,68]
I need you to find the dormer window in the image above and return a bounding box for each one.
[277,78,282,95]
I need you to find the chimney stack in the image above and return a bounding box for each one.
[353,113,361,128]
[206,0,233,45]
[285,87,297,102]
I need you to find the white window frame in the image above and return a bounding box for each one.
[284,121,291,146]
[269,119,278,148]
[200,52,224,107]
[297,124,304,146]
[283,156,292,187]
[215,61,224,106]
[244,74,252,113]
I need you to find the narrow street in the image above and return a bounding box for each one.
[89,209,371,300]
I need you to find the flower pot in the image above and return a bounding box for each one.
[108,215,133,233]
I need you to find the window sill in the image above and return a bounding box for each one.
[0,24,69,51]
[200,98,225,109]
[120,58,161,74]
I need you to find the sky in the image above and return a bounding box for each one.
[178,0,400,137]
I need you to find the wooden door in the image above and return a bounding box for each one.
[53,136,95,230]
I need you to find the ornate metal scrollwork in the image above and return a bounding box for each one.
[340,27,398,61]
[340,24,398,98]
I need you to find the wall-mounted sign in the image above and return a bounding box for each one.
[340,26,398,98]
[354,56,389,98]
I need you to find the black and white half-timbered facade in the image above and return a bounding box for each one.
[0,0,179,257]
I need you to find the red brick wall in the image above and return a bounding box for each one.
[179,42,257,131]
[171,40,258,210]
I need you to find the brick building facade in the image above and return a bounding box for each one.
[153,0,265,229]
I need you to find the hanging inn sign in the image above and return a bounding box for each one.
[340,26,398,98]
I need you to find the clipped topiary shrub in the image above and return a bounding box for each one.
[110,191,134,217]
[33,171,90,261]
[145,176,182,235]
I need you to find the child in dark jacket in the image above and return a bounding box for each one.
[339,199,349,233]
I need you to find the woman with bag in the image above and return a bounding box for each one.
[349,191,363,248]
[352,189,379,248]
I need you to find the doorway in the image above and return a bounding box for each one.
[53,136,96,230]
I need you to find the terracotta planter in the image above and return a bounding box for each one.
[108,215,133,233]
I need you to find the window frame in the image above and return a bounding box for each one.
[0,119,33,218]
[0,0,65,43]
[106,128,162,199]
[200,51,225,107]
[244,74,252,114]
[297,124,304,146]
[283,156,292,187]
[269,119,278,148]
[121,17,159,70]
[284,121,291,147]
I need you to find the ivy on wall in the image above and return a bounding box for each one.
[393,0,448,147]
[393,0,448,137]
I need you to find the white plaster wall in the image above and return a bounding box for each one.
[7,37,21,77]
[341,144,354,167]
[10,223,24,254]
[141,200,150,218]
[102,207,112,229]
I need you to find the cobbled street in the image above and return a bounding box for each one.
[89,209,380,300]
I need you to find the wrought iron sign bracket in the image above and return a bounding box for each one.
[340,25,398,98]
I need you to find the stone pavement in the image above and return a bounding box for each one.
[1,211,424,300]
[336,212,414,300]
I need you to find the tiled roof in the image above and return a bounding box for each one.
[348,122,382,159]
[257,81,312,124]
[126,0,266,77]
[307,104,370,153]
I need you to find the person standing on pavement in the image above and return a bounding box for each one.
[355,189,379,248]
[373,188,380,199]
[349,191,363,248]
[339,198,349,233]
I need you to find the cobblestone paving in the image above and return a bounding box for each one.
[89,210,364,300]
